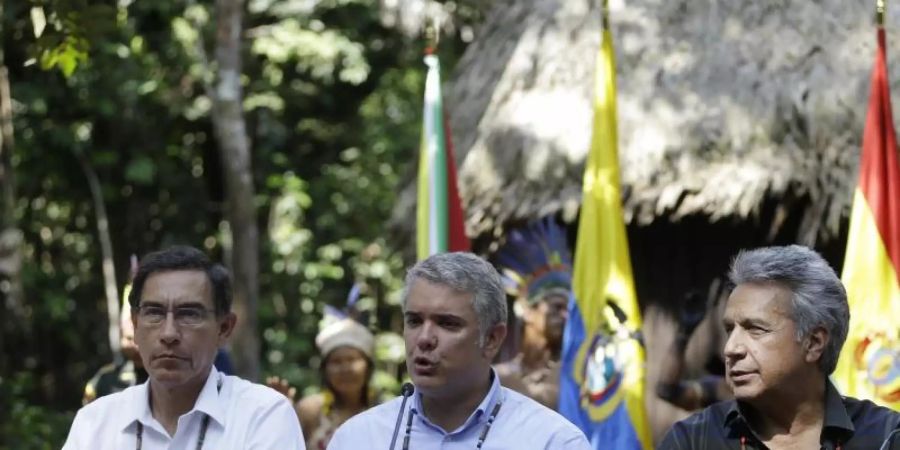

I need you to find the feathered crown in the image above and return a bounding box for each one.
[317,283,373,358]
[495,218,572,304]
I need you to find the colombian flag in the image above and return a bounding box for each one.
[558,23,653,450]
[416,49,469,260]
[833,24,900,408]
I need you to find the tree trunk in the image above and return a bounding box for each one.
[75,151,120,356]
[211,0,260,380]
[0,5,27,373]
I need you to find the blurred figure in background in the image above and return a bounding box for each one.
[268,288,377,450]
[82,297,147,404]
[655,291,731,411]
[493,218,572,409]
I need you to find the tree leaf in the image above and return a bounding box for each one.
[124,156,156,185]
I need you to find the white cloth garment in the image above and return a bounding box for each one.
[62,366,305,450]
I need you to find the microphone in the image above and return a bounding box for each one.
[389,383,415,450]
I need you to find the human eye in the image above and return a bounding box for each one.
[176,307,206,325]
[438,317,462,329]
[746,324,768,335]
[404,315,422,327]
[140,305,166,323]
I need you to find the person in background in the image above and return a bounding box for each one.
[327,252,590,449]
[493,218,572,409]
[64,245,305,449]
[268,311,377,450]
[659,245,900,449]
[83,257,146,404]
[655,291,731,412]
[82,297,148,404]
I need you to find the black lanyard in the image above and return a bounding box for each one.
[136,375,223,450]
[401,400,503,449]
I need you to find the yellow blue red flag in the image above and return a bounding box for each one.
[558,23,652,450]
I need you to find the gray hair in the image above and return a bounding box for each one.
[402,252,507,346]
[728,245,849,374]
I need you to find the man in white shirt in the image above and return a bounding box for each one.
[63,245,305,450]
[328,252,589,449]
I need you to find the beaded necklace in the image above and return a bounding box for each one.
[400,397,503,449]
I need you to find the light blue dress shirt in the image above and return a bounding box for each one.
[328,370,590,450]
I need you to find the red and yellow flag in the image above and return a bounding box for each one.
[833,25,900,408]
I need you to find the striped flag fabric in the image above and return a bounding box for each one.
[833,23,900,408]
[416,51,470,260]
[558,22,653,450]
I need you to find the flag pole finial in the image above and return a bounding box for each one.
[601,0,610,30]
[425,16,440,55]
[877,0,886,27]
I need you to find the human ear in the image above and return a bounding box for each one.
[482,323,508,359]
[218,312,237,343]
[804,327,828,364]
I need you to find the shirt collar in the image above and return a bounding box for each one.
[723,380,854,441]
[193,366,226,427]
[822,379,854,436]
[412,368,502,434]
[119,366,225,432]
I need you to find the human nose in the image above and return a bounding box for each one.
[723,328,745,362]
[159,312,181,344]
[416,322,437,351]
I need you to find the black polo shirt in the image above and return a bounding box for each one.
[657,381,900,449]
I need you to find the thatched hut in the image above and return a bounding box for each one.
[390,0,892,440]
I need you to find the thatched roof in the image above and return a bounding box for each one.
[392,0,894,249]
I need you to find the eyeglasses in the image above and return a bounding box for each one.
[136,304,213,327]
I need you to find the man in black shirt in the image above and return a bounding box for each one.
[658,245,900,449]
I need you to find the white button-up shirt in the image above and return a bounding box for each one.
[62,366,305,450]
[328,370,590,450]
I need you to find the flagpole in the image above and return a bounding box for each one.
[425,16,440,55]
[601,0,609,30]
[877,0,885,27]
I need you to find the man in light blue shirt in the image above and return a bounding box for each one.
[328,252,589,450]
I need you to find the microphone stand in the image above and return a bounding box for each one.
[389,383,415,450]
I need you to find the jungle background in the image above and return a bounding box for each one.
[2,0,896,447]
[0,0,484,447]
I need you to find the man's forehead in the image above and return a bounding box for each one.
[724,282,792,319]
[141,270,212,301]
[406,280,474,312]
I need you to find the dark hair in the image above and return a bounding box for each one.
[319,348,375,408]
[129,245,232,316]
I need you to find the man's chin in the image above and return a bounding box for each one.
[730,385,763,403]
[410,375,445,395]
[150,371,187,386]
[148,366,196,387]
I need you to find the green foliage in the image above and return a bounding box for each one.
[2,0,479,440]
[27,1,118,77]
[0,373,74,449]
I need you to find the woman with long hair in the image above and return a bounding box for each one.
[269,317,376,450]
